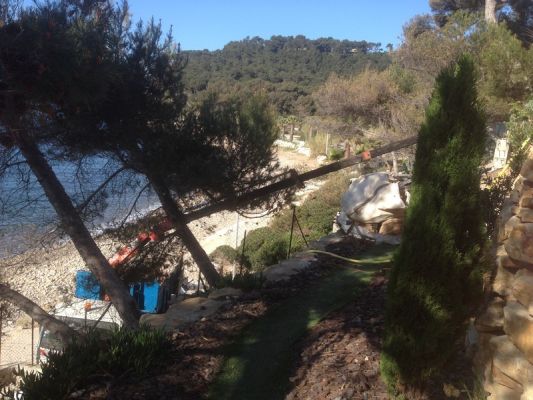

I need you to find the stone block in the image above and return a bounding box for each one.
[208,287,243,300]
[491,335,533,387]
[262,257,312,282]
[476,297,505,332]
[378,217,403,235]
[519,188,533,209]
[520,159,533,183]
[493,264,516,297]
[512,269,533,316]
[505,224,533,266]
[504,301,533,364]
[521,385,533,400]
[485,382,522,400]
[141,297,227,330]
[510,176,525,203]
[498,244,520,270]
[517,207,533,223]
[493,365,524,392]
[501,216,522,244]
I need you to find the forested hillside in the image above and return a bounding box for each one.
[183,35,391,114]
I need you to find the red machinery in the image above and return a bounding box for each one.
[107,217,174,268]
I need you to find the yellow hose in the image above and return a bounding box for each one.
[305,249,392,267]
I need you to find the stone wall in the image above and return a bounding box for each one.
[475,154,533,400]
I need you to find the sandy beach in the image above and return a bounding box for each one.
[0,148,320,314]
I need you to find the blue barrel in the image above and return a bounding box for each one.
[75,271,101,300]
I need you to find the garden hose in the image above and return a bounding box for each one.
[305,249,392,269]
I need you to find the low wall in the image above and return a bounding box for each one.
[475,153,533,400]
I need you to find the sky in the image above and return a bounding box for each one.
[126,1,432,51]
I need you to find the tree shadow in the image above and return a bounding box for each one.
[207,244,394,400]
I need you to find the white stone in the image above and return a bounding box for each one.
[208,287,243,300]
[493,265,516,297]
[505,223,533,266]
[504,302,533,364]
[491,335,533,387]
[512,269,533,315]
[140,297,227,330]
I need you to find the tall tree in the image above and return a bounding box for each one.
[430,0,533,43]
[0,0,140,328]
[4,4,282,287]
[381,56,486,393]
[58,18,281,285]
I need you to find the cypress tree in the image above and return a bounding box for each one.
[381,55,486,392]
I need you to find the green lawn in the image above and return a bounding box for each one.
[207,244,394,400]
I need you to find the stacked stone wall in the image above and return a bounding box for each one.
[476,153,533,399]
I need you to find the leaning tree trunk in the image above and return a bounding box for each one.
[14,133,140,329]
[147,173,221,286]
[485,0,498,23]
[0,284,77,342]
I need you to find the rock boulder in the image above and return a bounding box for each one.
[505,224,533,266]
[504,301,533,364]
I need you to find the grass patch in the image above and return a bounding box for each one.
[208,244,394,400]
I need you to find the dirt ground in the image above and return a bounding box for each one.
[285,275,389,400]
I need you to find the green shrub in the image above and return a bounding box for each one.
[248,234,288,271]
[216,271,266,291]
[328,147,345,161]
[210,245,240,268]
[476,24,533,119]
[381,56,487,393]
[17,326,170,399]
[239,172,351,272]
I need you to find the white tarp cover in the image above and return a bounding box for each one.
[341,173,406,224]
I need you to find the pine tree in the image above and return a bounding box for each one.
[381,55,486,392]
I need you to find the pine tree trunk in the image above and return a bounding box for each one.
[485,0,497,23]
[147,173,221,286]
[0,284,77,342]
[14,133,140,329]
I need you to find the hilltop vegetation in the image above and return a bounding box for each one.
[183,35,391,114]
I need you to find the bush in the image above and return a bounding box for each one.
[476,24,533,119]
[240,228,304,271]
[248,233,288,271]
[239,172,351,272]
[328,147,345,161]
[16,326,170,399]
[210,245,240,267]
[381,56,487,393]
[216,271,266,291]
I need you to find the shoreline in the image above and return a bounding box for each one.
[0,148,319,313]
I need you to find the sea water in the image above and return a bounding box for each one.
[0,155,160,258]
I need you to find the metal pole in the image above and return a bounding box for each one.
[235,213,240,248]
[287,206,296,259]
[197,270,201,295]
[31,319,34,365]
[294,213,309,248]
[239,230,247,275]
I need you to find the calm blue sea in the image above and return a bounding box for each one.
[0,156,160,258]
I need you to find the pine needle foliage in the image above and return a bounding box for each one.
[381,55,487,392]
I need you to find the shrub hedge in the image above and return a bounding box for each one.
[15,326,170,400]
[381,56,487,393]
